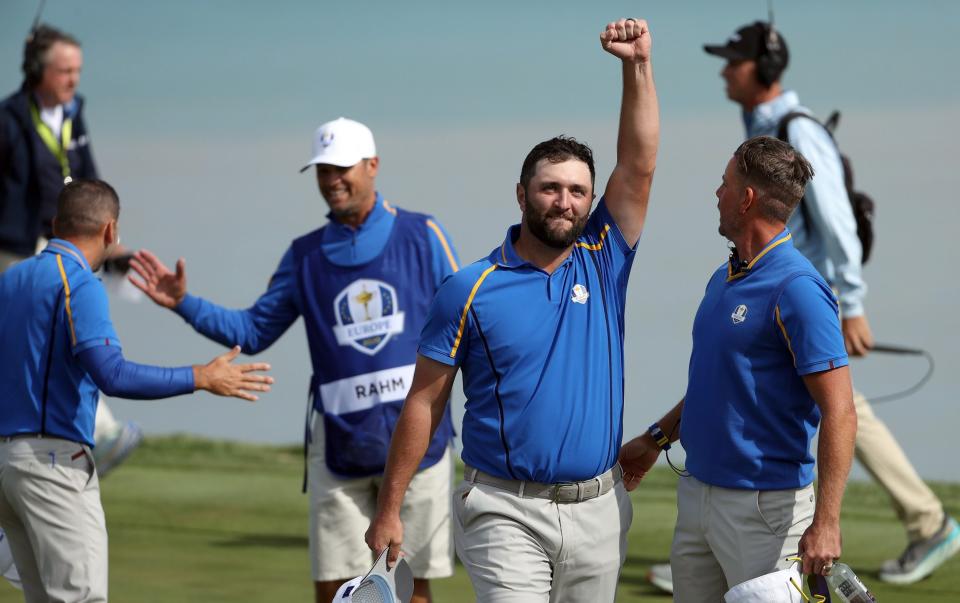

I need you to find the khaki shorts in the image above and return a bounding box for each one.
[307,414,454,581]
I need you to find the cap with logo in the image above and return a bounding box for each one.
[300,117,377,173]
[703,21,789,80]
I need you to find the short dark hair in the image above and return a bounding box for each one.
[22,24,81,88]
[54,180,120,238]
[520,136,596,190]
[733,136,814,223]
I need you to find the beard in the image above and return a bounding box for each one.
[524,205,589,249]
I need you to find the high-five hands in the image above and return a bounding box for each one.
[194,346,273,402]
[600,18,652,64]
[128,249,188,309]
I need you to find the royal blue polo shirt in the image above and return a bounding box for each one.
[681,229,849,490]
[0,239,120,445]
[419,199,636,483]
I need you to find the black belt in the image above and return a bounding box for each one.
[464,464,623,503]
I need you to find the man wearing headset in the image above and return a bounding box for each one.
[0,24,145,482]
[640,21,959,594]
[702,20,960,587]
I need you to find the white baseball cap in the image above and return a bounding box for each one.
[300,117,377,172]
[331,549,413,603]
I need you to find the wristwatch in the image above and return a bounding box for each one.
[648,422,671,451]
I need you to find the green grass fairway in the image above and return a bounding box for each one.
[1,436,958,602]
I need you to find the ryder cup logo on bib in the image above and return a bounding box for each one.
[333,279,405,355]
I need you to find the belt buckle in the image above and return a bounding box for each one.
[552,482,578,503]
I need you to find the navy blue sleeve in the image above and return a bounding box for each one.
[174,247,301,354]
[78,345,194,400]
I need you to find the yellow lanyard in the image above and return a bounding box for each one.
[29,102,74,183]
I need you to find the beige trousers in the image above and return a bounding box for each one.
[0,438,108,603]
[853,391,943,541]
[670,476,815,602]
[453,478,633,603]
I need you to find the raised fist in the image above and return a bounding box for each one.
[600,18,652,63]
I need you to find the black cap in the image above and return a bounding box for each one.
[703,21,789,65]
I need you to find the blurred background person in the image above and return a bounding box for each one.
[0,23,144,478]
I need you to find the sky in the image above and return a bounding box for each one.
[1,0,958,479]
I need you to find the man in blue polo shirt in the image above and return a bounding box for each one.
[365,18,658,602]
[128,117,459,603]
[619,136,857,602]
[0,179,273,602]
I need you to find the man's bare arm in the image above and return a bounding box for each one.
[798,365,857,576]
[365,354,458,567]
[600,18,660,247]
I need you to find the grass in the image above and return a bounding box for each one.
[1,435,958,602]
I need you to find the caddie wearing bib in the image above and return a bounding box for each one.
[366,18,659,603]
[128,117,459,603]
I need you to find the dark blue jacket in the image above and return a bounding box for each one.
[0,86,98,256]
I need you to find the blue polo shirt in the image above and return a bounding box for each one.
[419,199,635,483]
[0,240,120,445]
[681,229,849,490]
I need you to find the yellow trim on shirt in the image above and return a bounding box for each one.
[56,254,78,346]
[383,200,398,216]
[775,305,797,368]
[425,219,459,272]
[450,265,498,358]
[575,224,611,251]
[727,233,793,282]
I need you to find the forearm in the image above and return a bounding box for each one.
[813,401,857,525]
[79,345,194,400]
[377,393,446,516]
[175,294,291,354]
[617,59,659,178]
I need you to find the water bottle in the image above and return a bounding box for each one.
[825,562,877,602]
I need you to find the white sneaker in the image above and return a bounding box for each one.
[647,562,673,594]
[879,516,960,585]
[93,420,144,478]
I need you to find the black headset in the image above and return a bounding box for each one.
[22,21,77,89]
[755,21,787,87]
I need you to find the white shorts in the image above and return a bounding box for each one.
[307,414,454,582]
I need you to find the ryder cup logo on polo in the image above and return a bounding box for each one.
[333,279,405,355]
[571,284,590,304]
[731,304,748,324]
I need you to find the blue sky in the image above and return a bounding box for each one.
[2,1,958,478]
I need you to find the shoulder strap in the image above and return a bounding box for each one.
[775,111,826,144]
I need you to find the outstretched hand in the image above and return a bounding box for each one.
[193,346,273,402]
[600,18,652,64]
[128,249,187,309]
